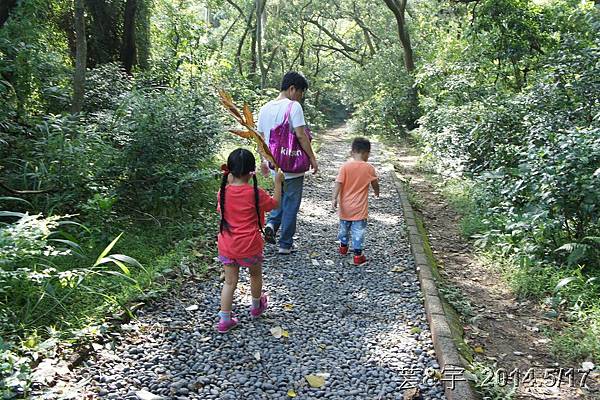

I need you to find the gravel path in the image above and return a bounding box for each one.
[46,128,446,400]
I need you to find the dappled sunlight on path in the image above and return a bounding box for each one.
[40,126,446,400]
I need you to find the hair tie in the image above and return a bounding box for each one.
[220,164,229,174]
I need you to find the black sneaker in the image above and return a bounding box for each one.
[264,225,276,244]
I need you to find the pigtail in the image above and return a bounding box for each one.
[219,172,229,233]
[252,175,264,234]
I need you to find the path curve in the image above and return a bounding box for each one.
[44,127,446,400]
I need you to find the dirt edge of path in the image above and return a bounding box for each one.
[389,163,480,400]
[390,142,600,400]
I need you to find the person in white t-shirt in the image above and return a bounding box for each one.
[257,71,318,255]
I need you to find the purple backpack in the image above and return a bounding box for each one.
[268,101,312,173]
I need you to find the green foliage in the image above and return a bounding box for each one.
[109,86,222,213]
[418,8,600,271]
[0,0,71,118]
[1,0,596,389]
[550,307,600,362]
[438,285,475,322]
[347,45,420,139]
[1,339,32,399]
[469,362,516,400]
[414,0,600,363]
[0,210,141,334]
[84,62,133,111]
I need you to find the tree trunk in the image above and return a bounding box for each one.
[121,0,137,75]
[221,16,240,50]
[291,23,306,69]
[0,0,17,28]
[84,0,118,66]
[250,23,257,78]
[361,26,376,56]
[136,0,150,69]
[205,6,212,26]
[71,0,87,113]
[236,2,255,76]
[255,0,267,88]
[381,0,415,72]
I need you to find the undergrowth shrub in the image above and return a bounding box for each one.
[346,45,420,140]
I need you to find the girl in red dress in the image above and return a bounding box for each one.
[217,148,283,333]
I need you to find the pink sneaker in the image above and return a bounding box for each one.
[250,294,268,318]
[217,317,238,333]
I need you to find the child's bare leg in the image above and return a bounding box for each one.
[220,264,240,312]
[248,263,267,316]
[248,263,263,299]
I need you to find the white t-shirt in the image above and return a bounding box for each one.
[257,99,307,179]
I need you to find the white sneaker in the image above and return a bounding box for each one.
[278,247,293,255]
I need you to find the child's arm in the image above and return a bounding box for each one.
[273,171,284,206]
[332,181,341,209]
[259,171,284,212]
[371,179,380,198]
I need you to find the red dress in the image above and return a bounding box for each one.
[217,184,278,265]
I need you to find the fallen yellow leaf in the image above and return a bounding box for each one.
[305,374,325,388]
[282,330,289,338]
[284,303,294,311]
[287,389,297,397]
[474,346,485,354]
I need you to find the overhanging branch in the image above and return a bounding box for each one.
[312,43,362,65]
[304,17,357,53]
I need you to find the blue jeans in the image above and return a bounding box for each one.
[267,176,304,249]
[338,219,367,253]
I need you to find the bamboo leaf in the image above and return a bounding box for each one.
[57,220,92,234]
[95,256,131,275]
[0,196,32,206]
[567,245,588,266]
[585,277,597,285]
[94,233,123,266]
[97,269,137,284]
[554,276,578,291]
[108,254,142,269]
[555,243,575,252]
[0,211,27,218]
[49,238,83,252]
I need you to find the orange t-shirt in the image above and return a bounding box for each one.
[336,160,378,221]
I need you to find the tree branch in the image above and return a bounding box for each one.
[236,2,256,76]
[381,0,415,72]
[225,0,245,17]
[0,181,53,195]
[312,44,362,64]
[220,15,240,50]
[304,17,357,53]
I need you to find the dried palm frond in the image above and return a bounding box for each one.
[218,89,279,170]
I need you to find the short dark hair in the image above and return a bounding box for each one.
[352,137,371,154]
[281,71,309,91]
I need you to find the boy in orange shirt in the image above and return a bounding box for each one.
[332,137,380,265]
